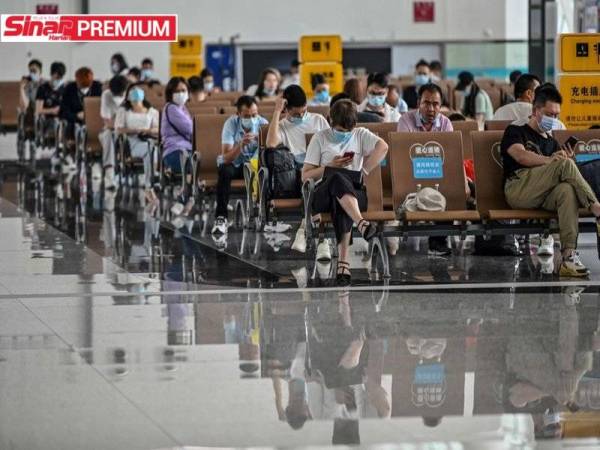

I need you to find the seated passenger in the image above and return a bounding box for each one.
[99,75,129,189]
[212,96,269,234]
[281,59,300,89]
[140,58,156,83]
[35,61,66,147]
[127,67,142,84]
[402,60,431,109]
[455,71,493,129]
[115,83,159,202]
[343,78,366,105]
[200,68,219,94]
[386,84,409,114]
[493,74,540,122]
[187,76,207,103]
[302,99,388,285]
[161,77,193,176]
[246,68,281,101]
[429,60,443,83]
[19,59,43,113]
[266,84,330,253]
[332,93,383,123]
[110,53,129,77]
[501,84,600,277]
[503,70,523,104]
[308,74,331,106]
[358,73,400,123]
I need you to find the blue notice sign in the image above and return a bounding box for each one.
[414,363,445,384]
[576,153,600,163]
[412,157,443,179]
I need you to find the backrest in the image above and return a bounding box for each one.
[222,106,237,116]
[553,129,600,163]
[485,120,512,131]
[83,97,103,141]
[389,131,466,211]
[208,91,243,101]
[193,114,230,178]
[483,86,502,112]
[471,130,508,214]
[0,81,21,127]
[307,105,330,118]
[202,100,234,108]
[450,120,478,159]
[356,122,397,194]
[186,104,218,115]
[259,124,269,148]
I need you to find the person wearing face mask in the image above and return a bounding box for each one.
[303,99,388,285]
[246,68,281,101]
[127,67,142,84]
[501,84,600,277]
[266,85,330,254]
[19,59,43,113]
[386,84,409,114]
[187,76,207,103]
[115,82,160,202]
[200,68,220,95]
[493,74,540,122]
[456,71,493,129]
[281,59,301,90]
[212,96,269,234]
[358,73,400,123]
[98,75,129,189]
[429,60,443,83]
[309,74,331,106]
[397,83,461,257]
[35,61,66,150]
[402,59,431,109]
[110,53,129,77]
[140,58,156,83]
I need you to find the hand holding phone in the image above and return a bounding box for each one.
[343,151,355,159]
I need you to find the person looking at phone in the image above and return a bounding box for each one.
[302,99,388,285]
[19,59,43,112]
[212,95,269,235]
[501,84,600,277]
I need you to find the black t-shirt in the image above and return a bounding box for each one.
[500,124,559,181]
[35,82,65,111]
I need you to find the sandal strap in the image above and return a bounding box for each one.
[337,260,350,267]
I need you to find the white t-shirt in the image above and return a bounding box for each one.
[278,112,329,157]
[358,99,401,122]
[100,90,123,121]
[493,101,532,121]
[305,127,380,172]
[115,106,159,131]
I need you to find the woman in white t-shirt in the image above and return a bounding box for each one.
[115,83,159,202]
[303,99,388,285]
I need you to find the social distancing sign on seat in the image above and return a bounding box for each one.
[410,141,445,179]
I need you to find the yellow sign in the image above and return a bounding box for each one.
[557,73,600,129]
[300,62,344,96]
[170,57,203,78]
[558,33,600,72]
[170,34,203,56]
[299,35,342,63]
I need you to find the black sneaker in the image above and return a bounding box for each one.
[427,236,451,256]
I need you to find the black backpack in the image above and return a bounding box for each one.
[578,159,600,201]
[262,146,301,199]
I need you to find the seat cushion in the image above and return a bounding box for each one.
[403,210,481,222]
[200,178,245,189]
[488,208,593,220]
[270,198,303,209]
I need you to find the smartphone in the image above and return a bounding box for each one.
[343,151,355,158]
[565,136,579,148]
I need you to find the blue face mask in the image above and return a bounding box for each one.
[331,128,352,145]
[141,69,153,80]
[314,90,329,103]
[367,94,386,108]
[128,88,145,103]
[29,72,40,83]
[204,81,214,92]
[415,74,430,86]
[539,114,559,132]
[289,112,308,124]
[241,116,258,131]
[51,78,63,89]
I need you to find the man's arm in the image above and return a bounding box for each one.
[266,97,286,148]
[506,143,556,167]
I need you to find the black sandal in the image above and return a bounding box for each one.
[336,261,352,286]
[358,219,377,241]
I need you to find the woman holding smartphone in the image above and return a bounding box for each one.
[302,99,388,285]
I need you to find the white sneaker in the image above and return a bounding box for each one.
[104,167,115,189]
[211,216,229,235]
[91,162,102,181]
[537,235,555,256]
[264,222,292,233]
[538,255,554,275]
[291,267,308,288]
[316,239,332,261]
[171,202,185,216]
[291,226,307,253]
[316,261,332,280]
[264,232,290,252]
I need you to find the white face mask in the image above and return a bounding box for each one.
[112,95,124,105]
[173,92,189,106]
[80,87,90,95]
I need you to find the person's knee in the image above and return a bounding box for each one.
[554,182,577,202]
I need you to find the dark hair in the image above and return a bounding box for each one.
[75,67,94,87]
[448,112,467,121]
[283,84,307,108]
[141,58,153,67]
[418,83,444,99]
[236,95,258,111]
[109,75,129,96]
[415,59,429,69]
[456,71,474,91]
[311,73,326,90]
[330,99,357,130]
[514,73,541,99]
[128,67,141,80]
[423,417,442,428]
[509,70,523,84]
[367,72,389,88]
[200,68,213,79]
[123,82,152,110]
[28,59,42,71]
[50,62,66,78]
[291,58,300,67]
[457,71,482,119]
[285,406,309,430]
[330,92,350,107]
[165,77,189,103]
[111,53,128,72]
[387,83,400,94]
[533,83,562,108]
[187,75,204,93]
[429,60,442,72]
[255,68,281,99]
[343,78,365,104]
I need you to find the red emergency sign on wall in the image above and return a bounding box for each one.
[414,1,435,23]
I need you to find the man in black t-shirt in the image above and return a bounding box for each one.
[35,62,66,147]
[501,84,600,277]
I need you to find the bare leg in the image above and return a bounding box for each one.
[336,194,364,224]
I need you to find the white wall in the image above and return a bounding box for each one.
[0,0,525,81]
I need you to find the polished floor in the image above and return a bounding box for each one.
[3,155,600,449]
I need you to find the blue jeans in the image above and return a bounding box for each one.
[163,150,191,175]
